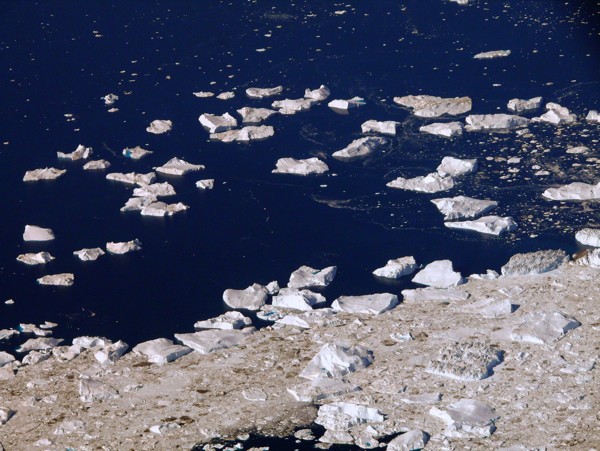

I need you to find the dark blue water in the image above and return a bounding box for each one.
[1,1,599,349]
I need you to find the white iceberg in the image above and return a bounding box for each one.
[23,167,66,182]
[586,110,600,123]
[419,122,463,138]
[473,49,511,59]
[223,283,268,310]
[328,96,366,110]
[216,91,235,100]
[304,85,331,101]
[431,195,498,220]
[106,239,142,255]
[198,113,238,133]
[146,119,172,134]
[543,181,600,201]
[73,247,105,261]
[412,260,464,288]
[575,228,600,247]
[194,311,252,330]
[387,172,454,193]
[402,287,469,303]
[361,120,399,136]
[246,86,283,99]
[535,102,577,125]
[140,201,189,217]
[17,337,63,353]
[196,179,214,190]
[315,402,384,431]
[193,91,214,98]
[102,93,118,105]
[501,249,568,276]
[122,146,152,160]
[174,329,251,354]
[57,144,93,160]
[106,172,156,186]
[465,114,529,131]
[372,256,418,279]
[236,107,278,124]
[288,265,337,289]
[23,225,55,242]
[436,156,478,177]
[37,273,74,286]
[332,293,399,315]
[271,98,314,114]
[155,157,204,176]
[120,196,157,212]
[299,343,373,380]
[210,125,274,142]
[511,311,580,344]
[507,97,543,113]
[332,136,388,159]
[83,159,111,170]
[133,182,176,198]
[430,399,498,438]
[445,215,517,236]
[393,95,472,117]
[93,340,129,365]
[17,252,54,265]
[272,157,329,175]
[272,288,326,311]
[387,430,430,451]
[132,338,191,364]
[287,379,361,403]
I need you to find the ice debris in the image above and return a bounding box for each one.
[401,287,469,302]
[393,95,472,117]
[507,97,543,113]
[194,311,252,330]
[288,265,337,289]
[223,283,268,311]
[146,119,172,134]
[57,144,92,160]
[23,167,66,182]
[83,159,111,170]
[132,338,192,364]
[16,252,54,265]
[210,125,274,142]
[431,196,498,220]
[174,329,251,354]
[106,172,156,186]
[332,136,389,159]
[304,85,331,101]
[361,120,399,136]
[465,114,529,131]
[272,157,329,175]
[328,96,366,110]
[23,225,55,241]
[413,260,464,288]
[123,146,152,160]
[575,228,600,247]
[236,107,278,124]
[196,179,214,190]
[445,215,517,236]
[79,379,119,403]
[372,256,418,279]
[106,239,142,255]
[199,113,238,133]
[427,341,503,381]
[155,157,204,176]
[511,311,581,344]
[299,343,373,380]
[332,293,399,315]
[430,399,498,438]
[501,249,568,276]
[473,49,511,59]
[37,273,74,286]
[542,181,600,201]
[273,288,326,311]
[246,86,283,99]
[420,122,463,138]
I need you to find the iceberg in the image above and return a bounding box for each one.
[316,402,384,432]
[511,311,581,344]
[223,283,268,310]
[174,329,251,354]
[473,49,511,59]
[132,338,191,364]
[465,114,529,131]
[586,110,600,123]
[79,379,119,403]
[507,97,543,113]
[535,102,577,125]
[146,119,172,134]
[140,201,189,217]
[288,265,337,289]
[332,136,389,159]
[193,91,214,98]
[427,342,503,381]
[444,215,517,236]
[16,337,63,353]
[361,120,399,136]
[401,287,469,302]
[23,225,55,241]
[246,86,283,99]
[16,252,54,265]
[331,293,399,315]
[419,122,463,138]
[236,107,278,124]
[94,340,129,365]
[106,172,156,186]
[133,182,176,198]
[431,195,498,220]
[196,179,215,190]
[37,273,74,286]
[287,379,361,403]
[73,247,105,261]
[543,181,600,201]
[412,260,464,288]
[122,146,152,160]
[83,159,111,170]
[393,95,472,117]
[102,93,118,105]
[299,343,373,380]
[304,85,331,101]
[272,288,326,311]
[271,98,314,114]
[575,228,600,247]
[272,157,329,175]
[328,96,366,110]
[155,157,204,176]
[57,144,93,160]
[501,249,568,276]
[106,239,142,254]
[216,91,235,100]
[372,256,418,279]
[436,156,478,177]
[23,167,66,182]
[387,172,454,193]
[194,311,252,330]
[387,430,430,451]
[210,125,274,142]
[198,113,238,133]
[120,196,157,212]
[430,399,498,438]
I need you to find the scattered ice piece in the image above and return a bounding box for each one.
[37,273,74,286]
[133,182,176,198]
[83,159,111,170]
[300,343,373,380]
[430,399,498,438]
[106,239,142,255]
[57,144,93,160]
[193,91,214,98]
[266,280,280,294]
[199,113,238,133]
[511,311,581,344]
[73,336,110,348]
[132,338,192,364]
[387,172,454,193]
[216,91,235,100]
[23,225,55,241]
[174,329,251,354]
[462,297,514,318]
[23,167,66,182]
[566,145,589,154]
[141,201,189,217]
[315,402,384,431]
[288,265,337,289]
[271,98,314,114]
[393,95,472,118]
[387,430,430,451]
[272,157,329,175]
[146,119,172,134]
[155,157,204,176]
[210,125,274,142]
[19,323,51,336]
[332,136,389,160]
[16,252,54,265]
[327,96,366,110]
[123,146,152,160]
[420,122,463,138]
[273,288,326,311]
[431,196,498,220]
[79,379,119,403]
[543,181,600,201]
[575,228,600,247]
[507,97,543,113]
[465,114,529,131]
[73,247,105,261]
[401,287,469,302]
[194,311,252,330]
[120,196,157,212]
[501,249,568,276]
[436,156,478,177]
[469,269,500,280]
[332,293,398,315]
[246,86,283,99]
[445,215,517,236]
[287,379,361,403]
[236,107,278,124]
[586,110,600,123]
[223,283,268,311]
[372,256,418,279]
[102,93,118,105]
[17,337,63,353]
[361,120,399,136]
[304,85,331,101]
[412,260,464,288]
[535,102,577,125]
[196,179,214,190]
[473,49,511,59]
[106,172,156,186]
[427,342,503,381]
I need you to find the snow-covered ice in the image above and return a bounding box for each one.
[393,95,472,117]
[198,113,238,133]
[331,293,399,315]
[23,168,66,182]
[412,260,464,288]
[57,144,92,160]
[444,215,517,236]
[155,157,204,176]
[288,265,337,289]
[272,157,328,175]
[420,122,463,138]
[372,256,418,279]
[332,136,388,159]
[431,196,498,220]
[23,225,55,242]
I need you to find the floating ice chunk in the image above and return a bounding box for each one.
[193,91,214,98]
[393,95,472,117]
[120,196,157,212]
[332,293,399,315]
[436,156,477,177]
[272,98,314,114]
[287,379,361,402]
[427,342,503,381]
[73,247,105,261]
[507,97,543,113]
[57,144,93,160]
[146,119,172,134]
[445,215,517,236]
[586,110,600,123]
[501,249,568,276]
[511,311,581,344]
[23,167,66,182]
[174,329,251,354]
[102,93,118,105]
[106,171,156,186]
[17,337,63,353]
[155,157,204,176]
[535,102,577,125]
[431,196,498,220]
[462,297,514,318]
[386,172,454,193]
[37,273,74,286]
[196,179,214,190]
[123,146,152,160]
[94,340,129,364]
[79,379,119,403]
[72,336,110,348]
[328,96,366,110]
[372,256,418,279]
[288,265,337,289]
[473,49,511,59]
[361,120,400,136]
[575,228,600,247]
[246,85,283,99]
[387,430,430,451]
[401,287,469,302]
[413,260,464,288]
[198,113,238,133]
[223,283,268,310]
[83,159,111,170]
[465,114,529,131]
[304,85,331,101]
[132,338,192,364]
[566,145,589,154]
[23,225,55,241]
[216,91,235,100]
[236,107,278,124]
[448,0,468,5]
[16,252,54,265]
[542,181,600,201]
[299,343,373,380]
[133,182,176,198]
[0,352,15,368]
[332,136,389,160]
[272,288,326,311]
[316,402,384,431]
[141,201,189,216]
[106,239,142,255]
[430,399,498,438]
[194,311,252,330]
[272,157,329,175]
[210,125,275,142]
[419,122,463,138]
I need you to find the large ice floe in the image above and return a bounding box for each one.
[106,239,142,255]
[427,341,503,381]
[393,95,472,117]
[272,157,328,175]
[146,119,172,134]
[500,249,568,276]
[245,85,283,99]
[387,156,476,193]
[174,329,252,354]
[419,121,463,138]
[473,49,511,59]
[122,146,152,160]
[575,228,600,247]
[198,113,238,133]
[401,287,469,303]
[133,182,176,198]
[16,252,54,265]
[140,201,189,217]
[328,97,365,111]
[236,107,278,124]
[288,265,337,289]
[430,399,498,438]
[23,167,66,182]
[510,311,580,344]
[57,144,92,160]
[542,181,600,201]
[431,195,498,220]
[331,293,399,315]
[210,125,274,142]
[372,256,418,279]
[272,288,326,311]
[155,157,204,176]
[465,114,529,131]
[106,172,156,186]
[507,96,543,113]
[23,225,55,242]
[37,273,74,287]
[412,260,464,288]
[361,120,399,136]
[223,283,268,310]
[332,136,389,160]
[444,215,517,236]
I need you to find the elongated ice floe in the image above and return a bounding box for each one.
[37,273,74,287]
[575,228,600,247]
[17,252,54,265]
[328,96,365,110]
[133,182,176,198]
[193,91,214,98]
[23,225,55,242]
[146,119,172,134]
[122,146,152,160]
[534,102,577,125]
[155,157,204,176]
[106,239,142,255]
[83,159,111,170]
[73,248,105,261]
[236,107,278,124]
[431,196,498,220]
[23,168,66,182]
[387,172,454,193]
[361,120,399,136]
[372,256,418,279]
[272,157,328,175]
[331,293,399,315]
[223,283,268,311]
[210,125,274,142]
[412,260,464,288]
[473,49,511,59]
[288,265,337,289]
[332,136,389,159]
[419,122,463,138]
[542,181,600,201]
[465,114,529,131]
[500,249,568,276]
[246,86,283,99]
[57,144,92,160]
[140,201,189,217]
[304,85,331,101]
[175,329,252,354]
[132,338,191,364]
[511,311,580,344]
[507,96,543,113]
[198,113,238,133]
[194,311,252,330]
[106,172,156,186]
[393,95,472,118]
[271,98,314,114]
[444,215,517,236]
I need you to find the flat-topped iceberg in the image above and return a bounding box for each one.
[37,273,74,287]
[73,248,105,261]
[288,265,337,289]
[23,167,66,182]
[412,260,464,288]
[473,49,511,59]
[501,249,568,276]
[304,85,331,101]
[430,399,498,438]
[575,228,600,247]
[106,239,142,255]
[272,288,326,311]
[465,114,529,131]
[155,157,204,176]
[223,283,268,310]
[140,201,189,217]
[436,156,477,177]
[431,196,498,220]
[194,311,252,330]
[146,119,172,134]
[236,107,277,124]
[23,225,55,242]
[132,338,191,364]
[372,256,418,279]
[361,120,399,136]
[420,122,463,138]
[198,113,238,133]
[393,95,472,117]
[299,343,373,380]
[174,329,251,354]
[543,181,600,200]
[272,157,328,175]
[271,98,314,114]
[17,252,54,265]
[331,293,399,315]
[507,97,543,113]
[387,172,454,193]
[332,136,388,160]
[210,125,274,142]
[106,172,156,186]
[83,159,111,170]
[57,144,92,160]
[445,215,517,236]
[511,311,580,344]
[535,102,577,125]
[328,96,365,110]
[133,182,176,198]
[246,86,283,99]
[122,146,152,160]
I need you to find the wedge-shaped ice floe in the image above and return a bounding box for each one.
[445,215,517,236]
[393,95,472,118]
[332,136,388,160]
[236,107,278,124]
[372,256,418,279]
[122,146,152,160]
[361,120,399,136]
[133,182,176,198]
[430,399,498,438]
[17,252,54,265]
[332,293,398,315]
[223,283,268,310]
[575,228,600,247]
[507,96,543,113]
[271,98,314,114]
[413,260,464,288]
[287,378,361,403]
[146,119,172,134]
[106,172,156,186]
[431,196,498,220]
[132,338,191,364]
[299,343,373,380]
[273,288,326,311]
[501,249,568,276]
[106,239,142,255]
[23,167,66,182]
[304,85,331,101]
[194,311,252,330]
[174,329,252,354]
[436,156,478,177]
[543,181,600,201]
[328,96,366,110]
[288,265,337,289]
[387,172,454,193]
[83,159,111,170]
[17,337,63,353]
[155,157,204,176]
[473,49,511,59]
[198,113,238,133]
[57,144,93,160]
[140,201,189,217]
[534,102,577,125]
[511,311,580,344]
[210,125,274,142]
[401,287,469,302]
[272,157,328,175]
[465,114,529,131]
[37,273,74,286]
[196,179,214,190]
[427,341,503,381]
[23,225,55,242]
[246,86,283,99]
[420,122,463,138]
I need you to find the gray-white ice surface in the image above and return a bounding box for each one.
[102,93,118,105]
[106,172,156,186]
[586,110,600,123]
[287,379,361,403]
[272,288,326,311]
[140,201,189,217]
[223,283,269,311]
[23,225,55,242]
[427,341,503,381]
[465,114,529,131]
[132,338,192,364]
[510,311,581,344]
[327,97,366,110]
[0,352,15,368]
[575,248,600,268]
[23,168,66,182]
[16,337,63,353]
[431,196,498,220]
[372,256,418,279]
[361,120,399,136]
[387,430,430,451]
[236,107,278,124]
[315,402,384,431]
[299,343,373,380]
[331,293,399,315]
[82,158,109,170]
[401,287,469,302]
[566,145,590,154]
[155,157,204,176]
[419,122,463,138]
[534,102,577,125]
[245,86,283,99]
[133,182,176,198]
[436,156,478,177]
[461,297,514,318]
[196,179,214,190]
[542,181,600,200]
[193,91,214,98]
[94,340,129,365]
[272,157,329,175]
[198,113,238,133]
[57,144,93,160]
[120,196,157,212]
[332,136,389,160]
[122,146,152,160]
[210,125,274,142]
[216,91,235,100]
[430,399,498,438]
[412,260,464,288]
[146,120,172,134]
[37,273,74,287]
[271,98,314,114]
[444,215,517,236]
[501,249,568,276]
[174,329,252,354]
[448,0,468,4]
[106,239,142,255]
[16,252,54,265]
[79,379,119,403]
[194,311,252,330]
[575,228,600,247]
[507,97,543,113]
[386,172,454,193]
[288,265,337,289]
[473,49,511,59]
[304,85,331,101]
[393,95,472,118]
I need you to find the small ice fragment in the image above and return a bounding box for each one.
[146,119,172,134]
[23,225,55,242]
[37,273,74,286]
